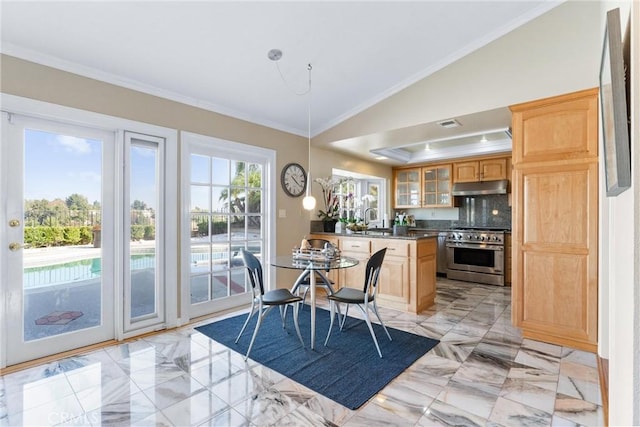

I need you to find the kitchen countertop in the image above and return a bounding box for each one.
[311,230,440,240]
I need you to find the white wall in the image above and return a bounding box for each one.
[599,1,639,425]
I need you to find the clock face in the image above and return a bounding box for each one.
[281,163,307,197]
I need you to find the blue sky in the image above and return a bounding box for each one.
[25,129,156,208]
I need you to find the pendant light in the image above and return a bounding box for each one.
[302,64,316,211]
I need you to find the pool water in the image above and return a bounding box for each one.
[24,254,156,289]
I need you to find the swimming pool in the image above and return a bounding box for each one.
[23,254,156,289]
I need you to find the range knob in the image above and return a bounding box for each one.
[479,236,485,241]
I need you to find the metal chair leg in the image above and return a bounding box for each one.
[235,298,256,343]
[372,300,392,341]
[358,304,383,358]
[339,304,350,330]
[324,300,337,346]
[292,302,305,348]
[245,305,273,360]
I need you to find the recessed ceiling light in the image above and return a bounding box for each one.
[375,156,388,160]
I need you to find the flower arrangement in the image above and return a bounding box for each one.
[315,176,341,222]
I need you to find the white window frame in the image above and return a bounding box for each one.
[332,168,387,227]
[180,131,276,321]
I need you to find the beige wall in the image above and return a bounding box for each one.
[315,0,602,146]
[0,54,393,287]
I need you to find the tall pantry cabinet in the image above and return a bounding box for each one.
[510,88,599,352]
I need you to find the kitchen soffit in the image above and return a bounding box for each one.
[325,106,513,165]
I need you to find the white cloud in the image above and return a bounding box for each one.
[55,135,93,154]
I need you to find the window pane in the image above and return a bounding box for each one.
[212,158,229,185]
[130,142,157,319]
[247,190,262,214]
[23,129,103,341]
[191,155,209,183]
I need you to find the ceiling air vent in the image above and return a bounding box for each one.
[437,119,461,128]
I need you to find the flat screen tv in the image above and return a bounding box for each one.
[599,7,631,197]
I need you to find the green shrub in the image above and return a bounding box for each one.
[24,227,48,247]
[143,225,155,240]
[197,220,227,236]
[79,226,93,245]
[131,225,145,241]
[44,227,64,246]
[63,226,81,245]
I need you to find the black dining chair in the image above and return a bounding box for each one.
[324,248,391,358]
[235,249,305,360]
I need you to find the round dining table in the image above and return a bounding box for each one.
[269,255,359,350]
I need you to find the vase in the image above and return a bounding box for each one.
[323,220,337,232]
[393,225,408,236]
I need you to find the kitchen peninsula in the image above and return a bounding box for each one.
[309,232,437,313]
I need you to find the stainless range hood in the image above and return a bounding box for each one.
[451,179,508,196]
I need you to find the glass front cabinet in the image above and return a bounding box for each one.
[422,164,453,207]
[394,168,421,208]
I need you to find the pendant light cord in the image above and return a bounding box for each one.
[307,63,312,195]
[274,60,311,96]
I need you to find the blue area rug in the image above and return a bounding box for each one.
[195,305,439,409]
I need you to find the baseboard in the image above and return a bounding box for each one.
[597,356,609,427]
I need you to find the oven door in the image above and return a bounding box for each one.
[446,243,504,274]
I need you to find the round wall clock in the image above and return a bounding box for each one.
[281,162,307,197]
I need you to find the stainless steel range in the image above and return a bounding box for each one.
[446,228,505,286]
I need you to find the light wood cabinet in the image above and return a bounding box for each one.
[394,168,421,208]
[337,237,370,289]
[510,88,598,352]
[372,240,410,307]
[315,235,438,313]
[422,164,453,207]
[453,157,508,182]
[414,238,437,311]
[504,233,512,284]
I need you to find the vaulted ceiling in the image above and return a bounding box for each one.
[1,1,564,163]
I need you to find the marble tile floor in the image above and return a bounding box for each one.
[0,278,604,426]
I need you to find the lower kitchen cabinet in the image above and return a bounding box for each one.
[336,236,370,290]
[372,240,410,307]
[310,234,437,313]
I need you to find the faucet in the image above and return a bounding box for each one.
[364,207,377,227]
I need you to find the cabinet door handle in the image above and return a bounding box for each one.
[387,247,396,251]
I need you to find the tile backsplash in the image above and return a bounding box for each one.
[412,194,512,230]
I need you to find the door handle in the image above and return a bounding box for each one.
[9,242,25,251]
[9,219,20,227]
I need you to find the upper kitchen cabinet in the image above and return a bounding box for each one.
[422,164,453,207]
[394,167,421,208]
[453,157,508,183]
[510,88,599,352]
